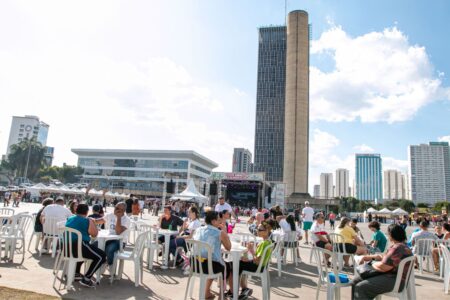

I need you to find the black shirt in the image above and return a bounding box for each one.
[125,198,133,213]
[160,214,184,231]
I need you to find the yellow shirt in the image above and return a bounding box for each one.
[335,226,356,244]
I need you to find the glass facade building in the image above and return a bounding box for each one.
[253,26,286,182]
[72,149,218,196]
[355,154,383,201]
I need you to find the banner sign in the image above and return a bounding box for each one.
[210,172,265,181]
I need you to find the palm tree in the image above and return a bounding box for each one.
[7,138,45,179]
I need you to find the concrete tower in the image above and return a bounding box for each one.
[283,10,309,197]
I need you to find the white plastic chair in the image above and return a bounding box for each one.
[142,226,163,270]
[270,234,283,277]
[375,255,416,300]
[241,243,274,300]
[184,239,224,300]
[41,216,67,257]
[414,238,435,274]
[0,213,32,264]
[0,207,15,216]
[436,239,450,278]
[53,227,92,290]
[329,233,355,272]
[235,232,257,251]
[312,247,352,300]
[112,231,147,287]
[439,244,450,294]
[282,231,300,266]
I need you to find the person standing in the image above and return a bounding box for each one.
[125,194,134,216]
[328,211,336,229]
[302,201,315,244]
[214,196,236,220]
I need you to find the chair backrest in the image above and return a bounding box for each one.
[284,231,298,248]
[186,239,214,276]
[253,243,274,273]
[131,231,148,259]
[390,255,415,293]
[0,208,15,216]
[236,232,257,250]
[61,227,83,259]
[328,233,347,254]
[43,216,67,236]
[17,214,33,237]
[415,238,435,256]
[312,247,342,284]
[439,244,450,267]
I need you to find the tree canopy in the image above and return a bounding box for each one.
[7,138,46,179]
[37,164,84,183]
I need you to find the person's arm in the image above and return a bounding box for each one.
[276,215,286,222]
[88,218,99,237]
[221,230,231,251]
[115,216,127,235]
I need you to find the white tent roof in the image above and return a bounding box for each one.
[170,179,208,204]
[378,208,392,214]
[392,208,408,215]
[69,187,85,195]
[366,207,378,213]
[26,183,48,192]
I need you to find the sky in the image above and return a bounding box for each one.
[1,0,449,193]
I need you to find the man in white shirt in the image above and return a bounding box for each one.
[310,213,332,251]
[302,201,315,244]
[41,197,72,222]
[214,196,236,220]
[96,202,131,267]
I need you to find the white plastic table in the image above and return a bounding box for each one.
[95,230,123,283]
[223,242,248,300]
[158,229,179,269]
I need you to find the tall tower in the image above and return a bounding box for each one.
[320,173,334,198]
[253,26,286,182]
[283,10,310,197]
[335,168,350,197]
[355,154,383,201]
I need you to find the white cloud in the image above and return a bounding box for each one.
[353,144,375,153]
[438,136,450,143]
[310,26,450,123]
[383,157,408,173]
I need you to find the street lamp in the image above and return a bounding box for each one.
[23,125,33,181]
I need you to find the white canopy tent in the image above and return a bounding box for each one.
[170,179,208,204]
[378,208,392,214]
[366,207,378,213]
[392,208,408,215]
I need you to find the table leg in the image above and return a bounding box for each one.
[95,240,106,283]
[232,252,240,300]
[161,235,170,270]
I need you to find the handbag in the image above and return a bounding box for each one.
[356,262,384,279]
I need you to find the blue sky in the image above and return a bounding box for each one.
[0,0,449,192]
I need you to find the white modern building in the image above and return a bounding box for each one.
[6,115,49,155]
[383,169,405,200]
[408,142,450,205]
[72,149,218,196]
[335,168,350,197]
[313,184,320,198]
[232,148,253,173]
[320,173,334,198]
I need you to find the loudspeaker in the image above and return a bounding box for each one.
[209,182,217,195]
[166,180,175,193]
[267,187,272,203]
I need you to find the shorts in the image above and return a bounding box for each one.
[316,241,328,249]
[303,221,313,231]
[337,243,357,254]
[329,220,335,225]
[190,259,232,279]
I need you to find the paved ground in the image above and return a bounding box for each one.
[0,203,448,299]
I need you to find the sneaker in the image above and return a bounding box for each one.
[74,273,83,281]
[238,289,253,300]
[79,277,95,288]
[40,249,49,254]
[224,290,233,298]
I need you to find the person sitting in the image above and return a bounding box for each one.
[34,198,54,252]
[65,204,106,287]
[432,223,450,271]
[276,214,302,259]
[68,199,78,215]
[352,224,412,300]
[169,206,202,266]
[95,202,131,270]
[434,224,445,240]
[335,218,367,267]
[193,211,233,299]
[310,213,333,251]
[350,218,365,241]
[368,221,387,253]
[88,204,105,229]
[238,222,273,300]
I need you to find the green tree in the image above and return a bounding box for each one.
[7,138,45,179]
[37,164,84,183]
[417,203,429,208]
[433,201,450,213]
[398,199,416,213]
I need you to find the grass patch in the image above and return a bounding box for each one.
[0,286,59,300]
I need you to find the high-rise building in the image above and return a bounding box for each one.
[383,170,405,200]
[408,142,450,205]
[355,154,383,201]
[253,25,286,182]
[313,184,320,198]
[335,168,350,197]
[320,173,333,198]
[232,148,252,173]
[283,10,310,197]
[6,115,49,155]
